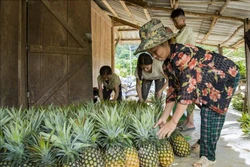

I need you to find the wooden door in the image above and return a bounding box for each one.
[28,0,92,106]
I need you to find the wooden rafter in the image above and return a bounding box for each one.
[231,38,244,48]
[103,0,119,18]
[124,1,244,22]
[221,24,244,46]
[120,1,138,24]
[111,16,140,29]
[118,29,138,31]
[143,8,151,21]
[201,0,230,43]
[201,16,218,43]
[123,0,148,8]
[173,0,179,9]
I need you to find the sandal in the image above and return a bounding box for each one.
[178,124,196,131]
[193,156,216,167]
[191,142,200,153]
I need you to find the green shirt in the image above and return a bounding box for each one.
[97,73,121,90]
[175,25,195,45]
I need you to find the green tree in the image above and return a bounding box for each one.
[115,44,139,77]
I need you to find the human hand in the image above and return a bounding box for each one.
[138,98,144,103]
[153,116,167,129]
[156,120,177,139]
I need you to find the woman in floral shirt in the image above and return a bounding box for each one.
[134,19,240,167]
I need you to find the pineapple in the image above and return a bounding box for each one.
[91,104,128,167]
[2,117,35,166]
[40,109,84,167]
[156,139,174,167]
[169,130,191,157]
[124,146,139,167]
[27,134,57,167]
[69,106,105,167]
[130,107,159,167]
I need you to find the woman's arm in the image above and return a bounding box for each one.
[98,83,104,101]
[157,79,168,98]
[136,78,144,102]
[113,84,120,101]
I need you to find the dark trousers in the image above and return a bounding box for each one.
[103,85,122,101]
[199,72,240,161]
[142,78,165,101]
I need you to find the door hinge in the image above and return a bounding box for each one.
[27,92,30,104]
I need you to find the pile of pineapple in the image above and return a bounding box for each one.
[0,101,190,167]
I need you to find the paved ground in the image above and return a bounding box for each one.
[172,107,250,167]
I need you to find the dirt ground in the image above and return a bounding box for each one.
[172,107,250,167]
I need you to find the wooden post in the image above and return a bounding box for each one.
[111,17,115,71]
[18,0,27,108]
[218,44,223,55]
[244,18,250,113]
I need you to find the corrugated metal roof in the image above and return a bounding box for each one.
[94,0,250,48]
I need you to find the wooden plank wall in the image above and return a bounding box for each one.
[0,0,26,107]
[91,1,112,87]
[28,0,92,106]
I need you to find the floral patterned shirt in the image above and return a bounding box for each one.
[164,44,240,114]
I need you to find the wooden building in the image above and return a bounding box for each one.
[1,0,250,111]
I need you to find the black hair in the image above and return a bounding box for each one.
[171,8,185,19]
[137,53,153,80]
[100,65,112,76]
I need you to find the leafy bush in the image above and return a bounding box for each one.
[232,93,245,111]
[238,112,250,138]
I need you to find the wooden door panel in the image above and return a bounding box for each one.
[28,0,92,106]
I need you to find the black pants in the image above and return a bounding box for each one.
[142,78,165,101]
[103,85,122,101]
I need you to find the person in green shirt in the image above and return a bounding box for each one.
[97,65,122,101]
[171,8,196,132]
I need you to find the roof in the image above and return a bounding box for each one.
[94,0,250,48]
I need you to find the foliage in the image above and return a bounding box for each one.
[231,93,245,111]
[238,112,250,138]
[236,61,246,79]
[115,44,139,77]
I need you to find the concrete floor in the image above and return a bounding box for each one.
[172,107,250,167]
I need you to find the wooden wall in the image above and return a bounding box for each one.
[91,1,113,87]
[0,0,26,107]
[0,0,93,107]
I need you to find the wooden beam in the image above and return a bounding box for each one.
[120,1,138,24]
[125,2,244,22]
[41,0,85,47]
[29,45,88,55]
[173,0,179,9]
[170,0,174,8]
[111,16,140,29]
[231,38,244,48]
[123,0,148,8]
[201,0,230,43]
[221,24,244,46]
[219,0,230,14]
[143,8,151,21]
[103,0,119,18]
[34,57,89,105]
[118,29,138,32]
[111,18,115,70]
[18,0,27,107]
[201,17,218,42]
[244,18,250,113]
[218,44,223,55]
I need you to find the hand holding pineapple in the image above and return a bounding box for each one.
[154,102,188,139]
